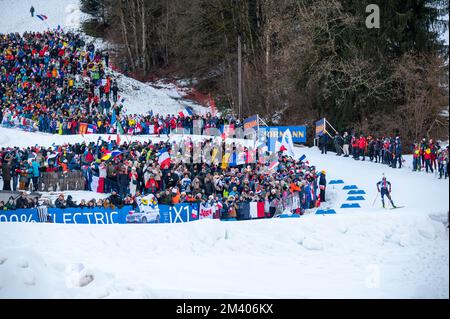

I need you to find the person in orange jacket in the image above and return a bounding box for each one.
[171,187,181,204]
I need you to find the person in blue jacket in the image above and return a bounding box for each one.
[31,158,40,191]
[392,136,402,168]
[376,175,396,208]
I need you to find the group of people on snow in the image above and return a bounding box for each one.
[320,132,404,168]
[320,130,448,179]
[412,138,448,178]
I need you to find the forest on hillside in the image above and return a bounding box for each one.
[81,0,449,144]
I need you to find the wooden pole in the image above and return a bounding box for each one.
[238,34,242,121]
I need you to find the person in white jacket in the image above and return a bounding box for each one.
[129,167,138,196]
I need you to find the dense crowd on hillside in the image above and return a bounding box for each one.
[0,30,245,136]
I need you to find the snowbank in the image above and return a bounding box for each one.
[0,212,447,298]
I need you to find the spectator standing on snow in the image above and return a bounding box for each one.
[1,156,12,191]
[30,6,35,17]
[334,132,343,156]
[319,133,329,154]
[319,170,326,202]
[342,132,350,157]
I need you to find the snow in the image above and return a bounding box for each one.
[112,72,209,116]
[0,0,86,34]
[0,210,448,298]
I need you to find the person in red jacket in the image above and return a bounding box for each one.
[358,135,367,161]
[352,135,360,160]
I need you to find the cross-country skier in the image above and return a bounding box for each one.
[376,175,396,208]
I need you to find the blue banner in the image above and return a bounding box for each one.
[0,208,40,223]
[47,206,131,224]
[315,118,326,137]
[243,115,258,132]
[159,203,199,223]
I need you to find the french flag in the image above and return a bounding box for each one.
[158,148,171,169]
[178,107,193,118]
[249,202,265,219]
[239,202,265,219]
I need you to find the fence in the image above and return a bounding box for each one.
[36,171,86,192]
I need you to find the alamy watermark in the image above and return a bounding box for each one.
[366,4,380,29]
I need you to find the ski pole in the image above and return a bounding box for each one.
[372,191,379,207]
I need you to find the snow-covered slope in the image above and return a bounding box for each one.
[113,72,208,116]
[0,0,85,33]
[0,209,447,299]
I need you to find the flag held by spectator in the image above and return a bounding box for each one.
[86,124,97,134]
[178,107,193,118]
[158,148,171,169]
[36,14,48,21]
[111,150,122,157]
[281,129,296,157]
[101,152,112,161]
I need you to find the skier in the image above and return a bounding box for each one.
[30,6,35,17]
[376,175,396,208]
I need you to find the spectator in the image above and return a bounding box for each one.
[54,194,67,209]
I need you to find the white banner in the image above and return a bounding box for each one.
[199,203,214,219]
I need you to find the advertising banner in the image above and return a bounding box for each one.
[315,118,326,137]
[243,115,258,132]
[260,126,307,143]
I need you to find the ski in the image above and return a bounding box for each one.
[390,206,405,210]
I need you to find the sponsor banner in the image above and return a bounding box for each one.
[243,115,258,132]
[0,202,269,224]
[0,207,131,224]
[47,206,130,224]
[199,203,214,219]
[260,126,307,144]
[315,118,326,137]
[0,208,40,223]
[158,203,200,223]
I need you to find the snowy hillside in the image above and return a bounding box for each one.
[0,0,209,116]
